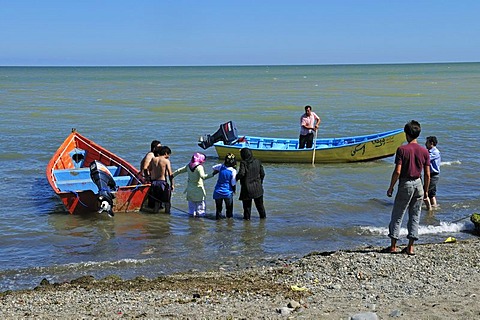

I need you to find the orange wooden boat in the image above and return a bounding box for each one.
[46,129,150,215]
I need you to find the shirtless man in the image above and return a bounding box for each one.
[140,140,161,182]
[147,146,174,213]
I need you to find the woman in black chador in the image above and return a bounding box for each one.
[236,148,266,220]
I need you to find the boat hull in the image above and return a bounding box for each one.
[55,186,150,215]
[214,129,405,163]
[46,130,150,215]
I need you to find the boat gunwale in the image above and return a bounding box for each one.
[214,128,404,151]
[47,131,145,195]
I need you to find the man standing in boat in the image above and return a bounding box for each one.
[299,105,321,149]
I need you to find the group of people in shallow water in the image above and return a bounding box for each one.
[135,104,320,220]
[139,140,266,220]
[138,108,443,256]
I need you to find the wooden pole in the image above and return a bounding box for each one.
[312,129,318,166]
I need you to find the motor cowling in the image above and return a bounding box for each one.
[198,121,238,149]
[89,160,116,217]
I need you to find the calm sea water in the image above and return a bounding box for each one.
[1,64,479,291]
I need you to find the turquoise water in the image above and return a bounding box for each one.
[1,64,479,291]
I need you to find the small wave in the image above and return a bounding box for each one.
[360,221,472,236]
[417,221,470,234]
[441,160,461,166]
[5,258,155,278]
[364,93,423,98]
[5,258,154,279]
[96,99,135,106]
[0,152,25,160]
[368,198,394,207]
[0,258,156,291]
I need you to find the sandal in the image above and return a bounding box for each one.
[380,246,397,254]
[401,247,415,256]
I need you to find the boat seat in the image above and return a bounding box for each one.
[112,176,132,186]
[333,139,344,146]
[272,141,288,149]
[53,166,120,180]
[288,142,298,149]
[56,175,132,192]
[263,140,275,148]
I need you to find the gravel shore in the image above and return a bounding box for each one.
[2,238,479,319]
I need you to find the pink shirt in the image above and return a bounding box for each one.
[299,112,320,135]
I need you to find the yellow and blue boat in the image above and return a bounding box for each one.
[213,129,405,163]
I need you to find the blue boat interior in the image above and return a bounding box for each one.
[53,166,132,192]
[238,137,368,150]
[69,148,86,168]
[52,148,133,192]
[222,130,402,150]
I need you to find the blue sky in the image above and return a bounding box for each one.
[1,0,479,66]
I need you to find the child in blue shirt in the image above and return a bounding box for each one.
[212,153,237,219]
[425,136,441,210]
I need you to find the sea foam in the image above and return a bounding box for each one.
[361,221,472,236]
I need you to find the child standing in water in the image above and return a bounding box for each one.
[424,136,441,210]
[173,152,214,216]
[212,153,237,219]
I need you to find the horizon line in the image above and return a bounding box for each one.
[1,60,479,68]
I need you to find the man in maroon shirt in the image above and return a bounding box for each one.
[385,120,430,255]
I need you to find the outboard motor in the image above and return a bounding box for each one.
[198,121,238,149]
[89,160,116,217]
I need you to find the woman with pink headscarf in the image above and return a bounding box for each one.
[172,152,214,216]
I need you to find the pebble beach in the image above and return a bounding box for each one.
[2,238,479,319]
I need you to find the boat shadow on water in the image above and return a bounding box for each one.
[30,177,68,215]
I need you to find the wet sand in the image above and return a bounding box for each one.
[1,238,479,319]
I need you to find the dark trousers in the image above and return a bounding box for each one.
[242,195,266,220]
[299,133,314,149]
[147,180,171,213]
[215,196,234,219]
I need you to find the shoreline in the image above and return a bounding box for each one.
[2,238,480,319]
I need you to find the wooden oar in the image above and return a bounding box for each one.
[312,129,318,166]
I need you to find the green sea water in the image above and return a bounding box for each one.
[0,63,479,291]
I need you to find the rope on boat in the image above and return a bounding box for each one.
[65,190,92,209]
[170,205,190,215]
[131,184,143,191]
[145,191,190,215]
[450,214,472,224]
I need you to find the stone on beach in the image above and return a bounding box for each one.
[1,239,479,319]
